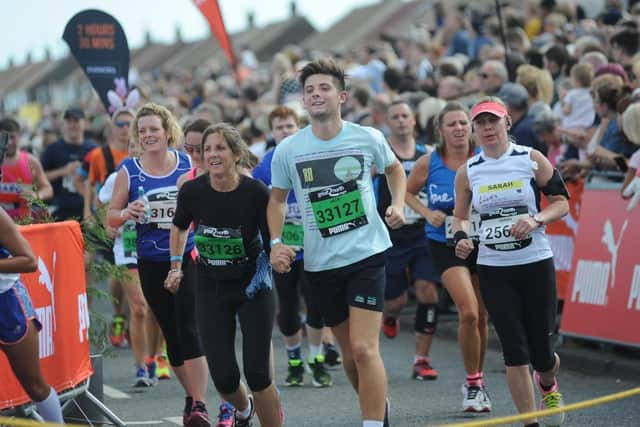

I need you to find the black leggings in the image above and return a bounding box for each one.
[137,256,203,367]
[477,258,557,371]
[274,259,324,336]
[196,269,276,394]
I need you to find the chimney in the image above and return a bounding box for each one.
[247,11,255,29]
[175,25,183,43]
[44,47,52,61]
[144,30,152,45]
[26,51,33,65]
[290,1,297,17]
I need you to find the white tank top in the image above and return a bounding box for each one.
[467,143,553,266]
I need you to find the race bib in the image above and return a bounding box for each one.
[148,200,175,227]
[282,221,304,249]
[445,213,481,244]
[404,192,428,225]
[194,226,248,267]
[479,206,532,251]
[309,180,368,237]
[122,223,137,258]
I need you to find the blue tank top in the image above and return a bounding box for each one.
[121,150,194,261]
[425,148,480,242]
[0,247,9,259]
[425,151,456,242]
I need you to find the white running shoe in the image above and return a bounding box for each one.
[461,383,490,413]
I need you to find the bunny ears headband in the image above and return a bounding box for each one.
[107,76,140,115]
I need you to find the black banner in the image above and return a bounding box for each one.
[62,9,130,113]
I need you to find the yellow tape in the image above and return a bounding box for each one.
[2,387,639,427]
[434,387,640,427]
[0,415,86,427]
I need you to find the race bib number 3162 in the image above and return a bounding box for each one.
[309,180,368,238]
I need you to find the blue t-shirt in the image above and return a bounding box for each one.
[120,150,194,261]
[253,149,304,261]
[601,120,637,159]
[271,121,396,271]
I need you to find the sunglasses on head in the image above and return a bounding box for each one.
[115,121,131,128]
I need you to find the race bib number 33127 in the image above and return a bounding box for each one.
[309,180,368,237]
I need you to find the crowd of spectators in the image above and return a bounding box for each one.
[4,0,640,206]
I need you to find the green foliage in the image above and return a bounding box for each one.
[17,194,124,353]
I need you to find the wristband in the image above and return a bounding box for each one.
[453,231,469,246]
[170,255,183,262]
[269,237,282,249]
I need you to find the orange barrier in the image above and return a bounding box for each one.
[543,180,584,300]
[0,221,93,410]
[560,188,640,347]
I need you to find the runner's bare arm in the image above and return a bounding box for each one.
[107,169,144,228]
[452,164,472,232]
[405,153,444,226]
[452,164,474,259]
[165,224,189,294]
[406,153,430,214]
[0,208,37,273]
[28,154,53,201]
[267,187,296,272]
[384,159,406,228]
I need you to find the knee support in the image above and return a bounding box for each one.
[415,303,438,335]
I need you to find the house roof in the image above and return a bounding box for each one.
[302,0,409,53]
[162,16,315,72]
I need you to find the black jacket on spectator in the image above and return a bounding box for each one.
[511,114,548,157]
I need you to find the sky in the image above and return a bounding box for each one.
[2,0,380,69]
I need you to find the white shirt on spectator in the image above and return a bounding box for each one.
[562,88,595,129]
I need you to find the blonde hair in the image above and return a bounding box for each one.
[131,102,182,147]
[516,64,554,105]
[570,63,593,88]
[272,52,294,79]
[632,58,640,84]
[622,103,640,145]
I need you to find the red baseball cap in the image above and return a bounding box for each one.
[470,101,508,121]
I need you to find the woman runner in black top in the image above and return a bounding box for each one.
[167,123,281,427]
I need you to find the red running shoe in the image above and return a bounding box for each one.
[412,358,439,380]
[381,317,399,339]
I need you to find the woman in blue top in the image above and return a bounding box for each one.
[406,101,490,413]
[107,103,210,427]
[0,207,63,423]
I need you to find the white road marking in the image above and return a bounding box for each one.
[164,416,183,425]
[124,421,164,425]
[103,385,131,399]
